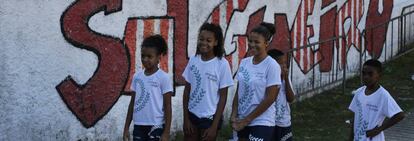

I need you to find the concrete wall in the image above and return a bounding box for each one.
[1,0,414,140]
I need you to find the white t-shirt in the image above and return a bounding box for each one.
[236,56,282,126]
[182,55,234,118]
[349,86,403,141]
[130,69,173,125]
[274,79,295,127]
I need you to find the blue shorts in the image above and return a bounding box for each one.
[237,126,275,141]
[188,112,223,129]
[133,125,164,141]
[273,126,293,141]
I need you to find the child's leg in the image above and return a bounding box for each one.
[184,128,200,141]
[133,125,151,141]
[199,115,223,141]
[185,112,201,141]
[200,129,216,141]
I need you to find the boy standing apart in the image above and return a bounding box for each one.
[349,59,405,141]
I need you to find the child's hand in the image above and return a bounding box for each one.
[230,115,239,131]
[231,120,239,131]
[233,118,249,131]
[230,114,237,123]
[366,126,382,139]
[237,119,249,130]
[202,127,217,141]
[183,118,195,134]
[232,122,239,131]
[160,133,169,141]
[123,130,130,141]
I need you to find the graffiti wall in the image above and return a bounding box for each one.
[1,0,413,140]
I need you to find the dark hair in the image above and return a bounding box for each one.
[267,49,284,60]
[196,23,225,58]
[141,34,168,56]
[363,59,382,73]
[251,22,276,42]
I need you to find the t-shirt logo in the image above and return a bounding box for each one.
[366,104,379,112]
[254,72,265,79]
[134,79,150,112]
[355,98,369,141]
[238,67,254,114]
[188,65,206,110]
[205,72,218,82]
[148,80,159,87]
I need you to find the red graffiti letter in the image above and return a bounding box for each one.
[57,0,129,128]
[365,0,393,58]
[270,14,291,53]
[319,7,337,72]
[168,0,189,85]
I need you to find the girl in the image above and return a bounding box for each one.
[123,35,173,141]
[230,22,282,141]
[268,49,295,141]
[182,23,234,141]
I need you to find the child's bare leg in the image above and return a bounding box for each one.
[184,128,200,141]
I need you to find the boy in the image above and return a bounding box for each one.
[349,59,405,141]
[268,49,295,141]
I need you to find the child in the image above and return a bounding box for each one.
[123,35,173,141]
[230,22,281,141]
[349,59,405,141]
[268,49,295,141]
[182,23,234,141]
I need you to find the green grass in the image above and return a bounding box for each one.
[173,125,234,141]
[292,49,414,141]
[173,49,414,141]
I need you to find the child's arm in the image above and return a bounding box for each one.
[284,73,295,103]
[123,93,135,141]
[182,82,194,134]
[161,92,173,141]
[366,112,405,138]
[236,85,279,130]
[230,84,239,124]
[281,58,295,103]
[202,87,229,140]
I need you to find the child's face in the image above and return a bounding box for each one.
[362,65,380,86]
[248,32,268,56]
[141,47,160,69]
[197,30,218,55]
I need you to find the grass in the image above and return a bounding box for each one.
[173,122,234,141]
[292,49,414,141]
[173,49,414,141]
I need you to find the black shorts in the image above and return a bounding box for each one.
[273,126,293,141]
[133,125,164,141]
[188,112,223,129]
[237,126,275,141]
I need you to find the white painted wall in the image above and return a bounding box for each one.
[1,0,414,140]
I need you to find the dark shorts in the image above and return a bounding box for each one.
[188,112,223,129]
[133,125,164,141]
[273,126,293,141]
[237,126,275,141]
